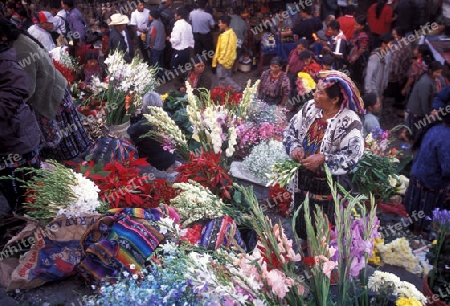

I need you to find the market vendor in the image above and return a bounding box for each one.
[283,70,365,241]
[258,56,290,106]
[177,54,212,97]
[76,50,107,84]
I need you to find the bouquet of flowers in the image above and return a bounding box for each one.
[209,86,242,108]
[368,271,426,305]
[241,140,290,185]
[266,159,302,188]
[296,72,316,97]
[51,46,78,83]
[11,161,100,222]
[185,81,259,162]
[170,180,226,227]
[142,106,190,160]
[103,50,157,125]
[175,150,234,200]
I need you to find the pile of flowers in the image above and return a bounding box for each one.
[18,160,101,222]
[241,140,289,184]
[51,46,78,83]
[235,101,287,157]
[170,180,226,227]
[377,237,423,274]
[83,153,161,209]
[368,271,426,305]
[175,150,234,200]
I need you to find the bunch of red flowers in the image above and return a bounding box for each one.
[210,86,242,107]
[53,59,76,83]
[175,149,233,200]
[83,153,177,209]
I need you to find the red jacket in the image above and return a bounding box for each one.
[367,3,393,35]
[337,15,355,41]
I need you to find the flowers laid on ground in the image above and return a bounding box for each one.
[426,208,450,300]
[175,150,234,200]
[236,101,287,158]
[268,184,292,217]
[170,180,226,227]
[9,161,91,222]
[377,237,423,274]
[102,50,157,125]
[57,171,101,218]
[368,271,426,305]
[241,140,289,185]
[209,86,242,108]
[83,153,160,209]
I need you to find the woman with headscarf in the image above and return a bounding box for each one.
[283,70,365,241]
[76,50,107,84]
[177,54,212,96]
[0,17,91,161]
[127,92,177,171]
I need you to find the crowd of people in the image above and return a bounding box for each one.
[0,0,449,238]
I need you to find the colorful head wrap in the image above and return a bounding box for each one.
[318,70,365,115]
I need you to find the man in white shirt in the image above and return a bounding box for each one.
[28,11,56,52]
[170,7,194,71]
[130,0,150,62]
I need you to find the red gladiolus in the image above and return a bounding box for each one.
[53,59,76,83]
[181,223,202,245]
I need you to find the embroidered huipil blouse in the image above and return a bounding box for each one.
[283,100,364,176]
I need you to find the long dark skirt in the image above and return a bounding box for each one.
[404,175,448,230]
[37,88,91,161]
[294,168,335,240]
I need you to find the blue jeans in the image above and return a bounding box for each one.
[151,48,164,78]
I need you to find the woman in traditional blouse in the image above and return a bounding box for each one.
[258,56,290,106]
[283,70,365,240]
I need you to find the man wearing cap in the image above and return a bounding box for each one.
[190,0,215,58]
[130,0,150,63]
[147,9,165,78]
[107,13,134,63]
[28,11,56,51]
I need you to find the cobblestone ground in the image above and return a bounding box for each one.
[0,63,419,305]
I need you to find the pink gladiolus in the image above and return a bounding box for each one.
[322,260,337,278]
[266,269,291,299]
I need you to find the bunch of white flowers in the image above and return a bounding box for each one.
[388,175,410,195]
[50,46,77,70]
[57,171,101,218]
[377,237,423,274]
[170,180,225,226]
[242,140,289,184]
[368,271,426,304]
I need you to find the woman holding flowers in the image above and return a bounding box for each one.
[283,70,365,240]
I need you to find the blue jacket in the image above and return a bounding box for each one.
[433,85,450,110]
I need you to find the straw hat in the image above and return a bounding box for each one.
[109,13,129,25]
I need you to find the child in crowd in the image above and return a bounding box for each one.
[362,93,381,136]
[322,54,334,70]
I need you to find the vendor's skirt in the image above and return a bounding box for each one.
[294,168,335,240]
[38,88,91,161]
[404,175,448,229]
[0,149,40,211]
